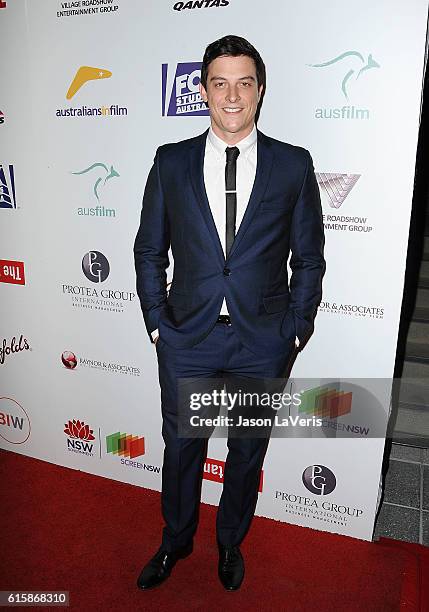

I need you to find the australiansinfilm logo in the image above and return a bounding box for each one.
[308,50,380,120]
[61,349,140,376]
[57,0,120,19]
[71,162,119,219]
[162,62,208,117]
[275,464,363,527]
[316,172,374,235]
[61,250,135,314]
[56,66,127,119]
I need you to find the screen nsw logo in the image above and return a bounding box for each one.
[162,62,208,117]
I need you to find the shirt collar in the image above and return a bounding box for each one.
[207,125,257,160]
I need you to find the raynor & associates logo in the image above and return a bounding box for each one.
[61,349,140,376]
[319,301,384,319]
[61,251,135,314]
[72,162,119,218]
[56,66,127,119]
[308,50,380,120]
[161,62,209,116]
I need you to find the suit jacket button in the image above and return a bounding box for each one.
[223,267,231,276]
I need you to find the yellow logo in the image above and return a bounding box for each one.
[66,66,112,100]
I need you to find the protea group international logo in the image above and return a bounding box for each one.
[309,50,380,120]
[161,62,209,116]
[82,251,110,283]
[302,465,336,496]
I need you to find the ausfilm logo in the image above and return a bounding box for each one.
[0,164,16,209]
[173,0,229,10]
[61,350,141,376]
[319,301,384,319]
[308,50,380,120]
[0,335,30,366]
[0,260,25,285]
[72,162,119,218]
[161,62,209,117]
[0,397,31,445]
[57,0,120,19]
[61,251,135,314]
[64,418,96,457]
[204,458,263,492]
[56,66,127,119]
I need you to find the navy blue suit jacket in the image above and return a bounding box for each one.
[134,128,325,356]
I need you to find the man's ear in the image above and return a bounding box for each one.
[258,84,264,102]
[199,82,208,104]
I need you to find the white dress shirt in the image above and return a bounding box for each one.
[151,125,299,347]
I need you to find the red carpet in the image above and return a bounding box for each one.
[1,449,428,611]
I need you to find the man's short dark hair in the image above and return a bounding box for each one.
[201,35,266,91]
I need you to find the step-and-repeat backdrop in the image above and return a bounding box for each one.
[1,0,427,541]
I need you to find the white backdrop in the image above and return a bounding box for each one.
[1,0,427,541]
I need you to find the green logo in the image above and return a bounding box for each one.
[308,51,380,100]
[71,162,119,201]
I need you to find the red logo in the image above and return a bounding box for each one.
[62,351,77,369]
[204,458,263,492]
[0,260,25,285]
[64,419,95,441]
[0,1,7,9]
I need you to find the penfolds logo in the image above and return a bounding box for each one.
[0,335,30,365]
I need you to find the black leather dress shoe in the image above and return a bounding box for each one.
[218,544,244,591]
[137,542,193,590]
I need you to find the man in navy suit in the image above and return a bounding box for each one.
[135,35,325,591]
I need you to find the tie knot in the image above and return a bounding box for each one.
[225,146,240,163]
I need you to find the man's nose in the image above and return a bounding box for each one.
[226,85,240,102]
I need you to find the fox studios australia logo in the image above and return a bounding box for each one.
[302,465,336,496]
[161,62,209,117]
[0,164,17,209]
[308,50,380,120]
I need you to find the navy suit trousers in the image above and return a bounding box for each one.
[155,319,295,551]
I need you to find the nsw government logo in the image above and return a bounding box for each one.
[64,418,96,457]
[162,62,208,116]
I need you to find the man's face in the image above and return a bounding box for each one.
[199,54,263,144]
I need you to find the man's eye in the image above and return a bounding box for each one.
[241,82,251,87]
[215,82,225,87]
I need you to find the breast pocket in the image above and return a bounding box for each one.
[260,196,293,212]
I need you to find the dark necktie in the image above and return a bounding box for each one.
[225,146,240,258]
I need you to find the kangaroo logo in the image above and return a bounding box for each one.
[71,163,119,201]
[308,51,380,100]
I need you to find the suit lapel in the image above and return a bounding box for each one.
[189,129,225,266]
[188,128,274,264]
